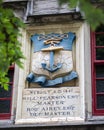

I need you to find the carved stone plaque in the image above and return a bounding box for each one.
[21,87,83,123]
[26,32,78,87]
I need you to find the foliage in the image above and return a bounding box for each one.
[59,0,104,30]
[0,0,25,90]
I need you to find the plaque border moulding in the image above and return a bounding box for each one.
[15,22,88,125]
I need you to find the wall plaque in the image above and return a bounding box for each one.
[26,32,78,87]
[21,87,83,123]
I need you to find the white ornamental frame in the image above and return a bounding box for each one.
[13,22,92,125]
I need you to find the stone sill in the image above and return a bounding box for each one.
[1,120,104,129]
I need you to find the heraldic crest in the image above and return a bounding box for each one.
[26,32,78,87]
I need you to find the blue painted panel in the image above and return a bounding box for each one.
[31,32,76,52]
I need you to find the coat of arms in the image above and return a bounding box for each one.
[26,32,78,87]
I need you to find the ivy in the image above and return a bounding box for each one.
[0,0,25,90]
[59,0,104,30]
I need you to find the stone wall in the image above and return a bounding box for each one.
[1,124,104,130]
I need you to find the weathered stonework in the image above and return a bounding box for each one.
[32,51,73,79]
[21,87,82,124]
[15,21,88,125]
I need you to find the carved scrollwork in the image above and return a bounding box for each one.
[38,33,68,41]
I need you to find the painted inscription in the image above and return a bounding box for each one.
[22,87,80,119]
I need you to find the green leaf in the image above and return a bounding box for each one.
[59,0,104,30]
[3,84,9,91]
[0,0,25,90]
